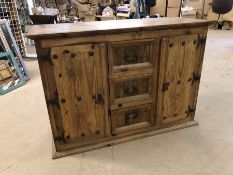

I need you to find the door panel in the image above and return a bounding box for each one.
[51,44,109,143]
[157,34,201,125]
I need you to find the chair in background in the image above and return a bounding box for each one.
[212,0,233,28]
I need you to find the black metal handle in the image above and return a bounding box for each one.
[124,86,138,96]
[190,73,201,85]
[124,54,138,64]
[162,82,170,92]
[94,94,105,105]
[125,110,138,125]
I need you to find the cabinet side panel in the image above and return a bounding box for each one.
[35,41,65,151]
[190,26,208,120]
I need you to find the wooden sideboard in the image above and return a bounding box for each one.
[27,18,214,158]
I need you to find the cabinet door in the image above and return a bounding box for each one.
[157,34,202,125]
[51,44,109,143]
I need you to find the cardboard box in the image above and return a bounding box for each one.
[96,15,116,20]
[85,14,96,21]
[203,0,212,15]
[168,0,181,8]
[77,3,90,12]
[117,13,129,20]
[149,0,165,16]
[183,1,204,10]
[167,7,180,17]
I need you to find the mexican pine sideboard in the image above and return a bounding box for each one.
[27,18,214,158]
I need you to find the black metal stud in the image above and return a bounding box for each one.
[77,96,82,101]
[53,54,58,59]
[70,53,76,58]
[169,43,173,47]
[81,133,85,137]
[162,82,170,92]
[61,99,66,103]
[182,41,186,46]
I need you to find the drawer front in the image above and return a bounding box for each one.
[108,39,155,72]
[110,74,153,106]
[111,104,152,134]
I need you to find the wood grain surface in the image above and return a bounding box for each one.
[27,18,215,40]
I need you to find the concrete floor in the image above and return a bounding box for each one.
[1,29,233,175]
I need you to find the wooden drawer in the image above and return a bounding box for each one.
[111,104,152,134]
[108,39,155,73]
[110,73,153,108]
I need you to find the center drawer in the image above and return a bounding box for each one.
[110,73,153,109]
[111,104,152,135]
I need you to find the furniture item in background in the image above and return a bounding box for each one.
[203,0,213,16]
[181,6,197,18]
[28,18,213,159]
[182,0,205,18]
[0,52,26,95]
[0,20,29,80]
[0,0,26,57]
[165,0,181,17]
[29,15,58,24]
[0,61,14,83]
[212,0,232,14]
[150,0,181,17]
[211,0,233,29]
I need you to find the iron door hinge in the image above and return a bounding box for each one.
[197,34,206,49]
[46,98,60,106]
[189,73,201,85]
[185,106,196,117]
[54,133,67,144]
[94,94,105,105]
[40,54,53,66]
[162,82,170,92]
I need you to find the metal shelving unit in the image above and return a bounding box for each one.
[0,0,26,57]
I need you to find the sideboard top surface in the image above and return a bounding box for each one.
[27,18,214,40]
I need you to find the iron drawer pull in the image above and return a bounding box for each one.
[125,110,139,125]
[124,54,138,63]
[124,86,138,96]
[125,111,138,119]
[94,94,105,105]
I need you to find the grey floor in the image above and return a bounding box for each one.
[1,29,233,175]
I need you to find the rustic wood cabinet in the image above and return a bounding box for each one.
[28,18,213,158]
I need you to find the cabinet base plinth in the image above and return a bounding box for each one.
[52,120,198,159]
